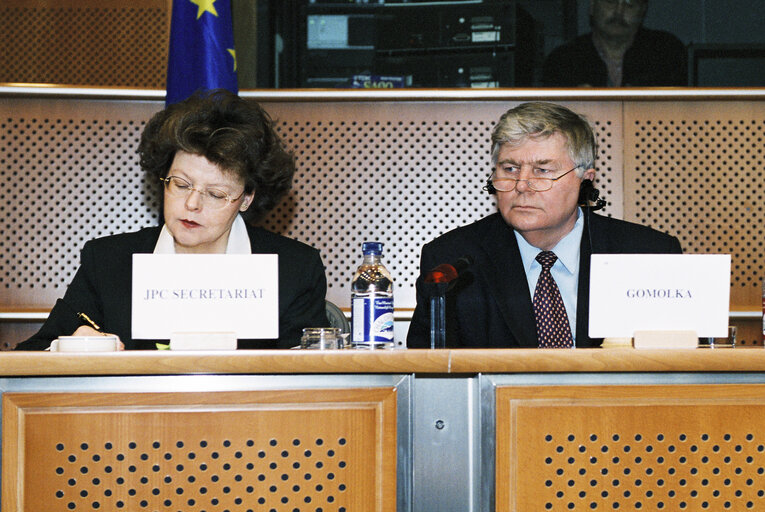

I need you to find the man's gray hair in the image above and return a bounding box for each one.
[491,102,598,176]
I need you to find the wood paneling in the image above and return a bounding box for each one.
[0,323,40,351]
[0,1,171,87]
[497,384,765,511]
[623,101,765,312]
[0,96,624,316]
[3,388,397,511]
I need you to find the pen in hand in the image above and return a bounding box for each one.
[76,312,105,335]
[73,311,125,350]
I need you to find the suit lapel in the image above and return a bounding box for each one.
[478,215,538,347]
[576,211,612,347]
[246,225,272,253]
[576,212,593,345]
[125,227,164,342]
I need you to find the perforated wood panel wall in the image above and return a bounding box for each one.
[623,102,765,310]
[496,384,765,512]
[0,99,163,308]
[2,388,397,511]
[0,1,169,88]
[260,101,623,309]
[0,97,623,312]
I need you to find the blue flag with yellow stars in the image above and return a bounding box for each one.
[166,0,238,105]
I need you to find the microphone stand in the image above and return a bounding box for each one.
[421,256,473,349]
[424,282,449,349]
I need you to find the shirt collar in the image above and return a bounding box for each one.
[153,214,252,254]
[515,207,584,275]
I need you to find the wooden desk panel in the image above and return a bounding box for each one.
[3,388,397,512]
[0,350,451,376]
[3,348,765,376]
[5,350,765,511]
[496,384,765,512]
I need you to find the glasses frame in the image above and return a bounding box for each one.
[489,166,580,192]
[160,175,246,209]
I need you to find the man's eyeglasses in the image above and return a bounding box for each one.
[160,176,245,209]
[489,166,580,192]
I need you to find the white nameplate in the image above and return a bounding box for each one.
[589,254,730,339]
[132,254,278,340]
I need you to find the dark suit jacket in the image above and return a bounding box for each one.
[16,226,328,350]
[542,28,687,87]
[407,212,683,348]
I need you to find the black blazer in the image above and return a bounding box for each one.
[16,226,328,350]
[407,212,683,348]
[542,28,687,87]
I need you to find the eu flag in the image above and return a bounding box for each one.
[166,0,238,105]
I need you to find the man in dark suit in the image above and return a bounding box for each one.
[542,0,686,87]
[407,102,682,349]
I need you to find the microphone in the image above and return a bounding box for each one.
[425,256,474,284]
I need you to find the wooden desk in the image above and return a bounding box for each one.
[4,348,765,376]
[3,348,765,511]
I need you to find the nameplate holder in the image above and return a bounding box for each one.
[633,330,698,350]
[170,332,237,351]
[600,337,633,349]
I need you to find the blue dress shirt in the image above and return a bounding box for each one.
[514,208,584,344]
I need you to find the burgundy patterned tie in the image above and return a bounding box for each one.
[533,251,574,348]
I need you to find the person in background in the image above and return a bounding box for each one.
[542,0,687,87]
[17,90,327,350]
[407,102,682,349]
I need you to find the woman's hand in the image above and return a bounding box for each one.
[71,325,125,350]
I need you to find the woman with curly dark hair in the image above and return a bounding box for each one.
[17,90,328,350]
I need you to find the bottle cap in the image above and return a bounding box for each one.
[362,241,383,255]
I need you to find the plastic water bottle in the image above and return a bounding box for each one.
[351,241,394,348]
